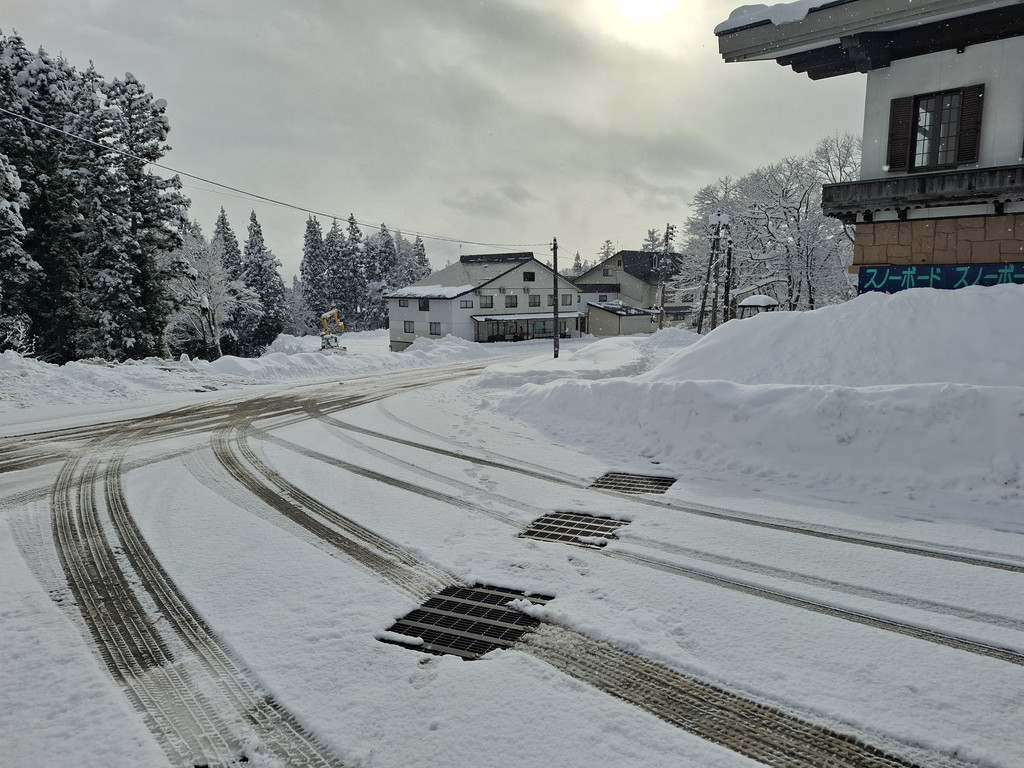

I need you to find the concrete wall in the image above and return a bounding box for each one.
[861,37,1024,179]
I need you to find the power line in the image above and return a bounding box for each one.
[0,105,552,251]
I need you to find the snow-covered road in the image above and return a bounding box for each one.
[3,287,1023,767]
[3,356,1022,767]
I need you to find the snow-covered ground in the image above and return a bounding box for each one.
[2,285,1023,767]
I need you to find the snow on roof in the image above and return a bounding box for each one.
[385,252,552,299]
[715,0,835,34]
[387,284,474,299]
[471,311,584,321]
[738,294,780,307]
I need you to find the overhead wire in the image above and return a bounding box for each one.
[0,105,553,251]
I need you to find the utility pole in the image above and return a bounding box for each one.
[658,223,675,330]
[552,237,559,359]
[697,210,729,334]
[722,236,734,325]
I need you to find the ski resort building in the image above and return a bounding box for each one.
[716,0,1024,293]
[385,253,582,352]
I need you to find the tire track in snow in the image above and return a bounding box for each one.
[47,400,348,767]
[269,424,1024,664]
[311,410,1024,573]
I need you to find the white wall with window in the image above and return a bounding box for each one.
[861,36,1024,178]
[387,258,581,350]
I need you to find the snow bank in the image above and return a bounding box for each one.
[477,327,700,388]
[0,330,502,417]
[486,286,1024,510]
[646,286,1024,387]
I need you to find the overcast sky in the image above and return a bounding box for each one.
[7,0,865,278]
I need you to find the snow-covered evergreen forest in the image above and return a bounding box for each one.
[297,215,431,335]
[0,32,432,362]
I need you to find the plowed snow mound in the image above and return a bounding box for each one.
[645,285,1024,387]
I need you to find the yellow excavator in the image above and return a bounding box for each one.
[320,309,347,352]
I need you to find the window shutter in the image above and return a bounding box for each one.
[956,84,984,165]
[886,96,914,171]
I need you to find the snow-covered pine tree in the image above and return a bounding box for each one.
[71,72,185,360]
[236,211,285,356]
[340,213,367,329]
[210,208,245,354]
[299,216,328,315]
[0,34,90,361]
[322,218,347,318]
[641,228,663,252]
[282,275,315,336]
[391,231,432,289]
[0,151,39,353]
[212,207,243,280]
[412,236,430,280]
[362,223,398,329]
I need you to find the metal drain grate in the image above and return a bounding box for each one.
[520,511,628,548]
[590,472,677,494]
[380,584,553,660]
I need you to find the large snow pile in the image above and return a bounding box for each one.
[486,286,1024,515]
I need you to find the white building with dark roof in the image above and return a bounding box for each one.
[385,253,581,351]
[716,0,1024,294]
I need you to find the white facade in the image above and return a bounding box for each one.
[387,256,581,351]
[861,36,1024,179]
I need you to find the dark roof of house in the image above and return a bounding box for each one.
[619,251,661,283]
[575,283,622,293]
[460,252,534,264]
[574,250,677,287]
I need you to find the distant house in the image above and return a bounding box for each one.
[716,0,1024,294]
[573,250,689,335]
[386,253,582,351]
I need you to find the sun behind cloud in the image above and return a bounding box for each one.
[614,0,680,23]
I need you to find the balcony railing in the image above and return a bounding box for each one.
[822,164,1024,222]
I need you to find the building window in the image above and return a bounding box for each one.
[528,294,540,307]
[547,294,554,306]
[403,321,414,333]
[460,299,473,308]
[523,271,536,282]
[418,298,430,311]
[598,294,608,302]
[887,85,984,172]
[398,298,409,307]
[505,294,518,308]
[561,293,572,306]
[603,268,613,276]
[480,295,493,308]
[429,322,441,335]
